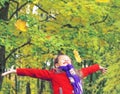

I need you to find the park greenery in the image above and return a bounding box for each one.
[0,0,120,94]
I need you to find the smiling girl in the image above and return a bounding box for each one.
[2,54,107,94]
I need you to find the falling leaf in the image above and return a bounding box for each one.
[73,49,82,63]
[15,19,27,32]
[96,0,110,3]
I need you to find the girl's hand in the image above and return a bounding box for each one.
[1,70,16,76]
[99,66,107,73]
[1,65,16,76]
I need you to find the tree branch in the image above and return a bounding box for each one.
[8,1,30,20]
[61,0,67,3]
[61,24,77,28]
[34,4,48,14]
[90,14,108,26]
[61,23,82,30]
[9,0,19,18]
[61,15,108,29]
[5,38,31,62]
[34,3,56,20]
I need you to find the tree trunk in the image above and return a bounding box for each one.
[38,80,45,94]
[0,1,9,88]
[38,63,46,94]
[15,75,18,94]
[26,82,31,94]
[0,2,9,20]
[0,1,9,89]
[0,46,5,89]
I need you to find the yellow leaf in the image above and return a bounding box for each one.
[73,49,82,63]
[96,0,110,3]
[15,19,27,32]
[33,0,39,4]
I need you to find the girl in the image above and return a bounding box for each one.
[2,54,107,94]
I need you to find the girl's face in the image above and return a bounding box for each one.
[55,55,71,67]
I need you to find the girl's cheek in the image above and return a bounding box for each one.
[61,60,64,63]
[68,60,71,64]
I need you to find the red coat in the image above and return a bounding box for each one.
[17,64,100,94]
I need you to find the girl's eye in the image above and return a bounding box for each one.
[60,59,63,61]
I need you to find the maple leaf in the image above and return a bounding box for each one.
[15,19,27,32]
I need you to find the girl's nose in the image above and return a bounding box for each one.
[65,59,69,62]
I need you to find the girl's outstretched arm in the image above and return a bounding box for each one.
[1,65,53,80]
[80,64,107,78]
[1,69,16,76]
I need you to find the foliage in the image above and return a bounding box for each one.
[0,0,9,7]
[0,0,120,94]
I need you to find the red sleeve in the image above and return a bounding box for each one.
[16,68,53,80]
[80,64,100,78]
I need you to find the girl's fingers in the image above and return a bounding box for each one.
[1,70,12,76]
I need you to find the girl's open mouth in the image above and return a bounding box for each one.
[63,62,68,64]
